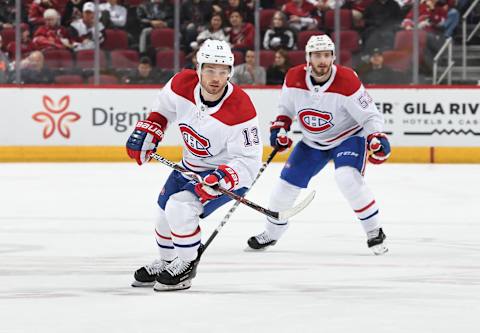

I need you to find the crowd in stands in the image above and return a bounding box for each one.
[0,0,474,85]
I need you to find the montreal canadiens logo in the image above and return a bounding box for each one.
[298,109,334,133]
[179,124,212,158]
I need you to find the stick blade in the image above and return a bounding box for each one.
[278,190,316,220]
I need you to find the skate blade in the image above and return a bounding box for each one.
[370,244,389,255]
[153,280,192,292]
[131,280,155,287]
[244,246,269,252]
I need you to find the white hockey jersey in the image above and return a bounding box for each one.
[278,64,385,150]
[151,69,262,189]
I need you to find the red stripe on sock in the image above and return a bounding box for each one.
[155,229,172,240]
[171,227,201,238]
[354,200,376,213]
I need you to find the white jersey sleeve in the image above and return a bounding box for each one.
[225,117,263,189]
[343,84,384,135]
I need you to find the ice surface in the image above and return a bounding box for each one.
[1,162,479,333]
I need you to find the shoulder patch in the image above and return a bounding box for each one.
[170,69,198,104]
[325,65,361,96]
[211,85,257,126]
[285,64,308,90]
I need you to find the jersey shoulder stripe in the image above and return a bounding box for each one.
[284,64,308,90]
[211,85,257,126]
[170,69,198,104]
[325,65,361,96]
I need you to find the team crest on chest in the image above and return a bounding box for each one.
[298,109,334,133]
[179,123,212,157]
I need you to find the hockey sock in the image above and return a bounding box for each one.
[334,166,381,233]
[165,191,203,262]
[265,178,302,240]
[154,208,176,261]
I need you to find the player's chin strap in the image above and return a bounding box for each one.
[148,151,315,222]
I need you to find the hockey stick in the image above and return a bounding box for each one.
[148,152,315,221]
[201,147,279,254]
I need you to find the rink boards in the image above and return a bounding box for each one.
[0,85,479,162]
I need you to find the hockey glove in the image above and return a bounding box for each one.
[194,165,239,203]
[126,113,167,165]
[367,133,391,164]
[270,115,293,152]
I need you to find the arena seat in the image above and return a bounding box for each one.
[155,50,186,69]
[324,9,353,30]
[297,30,325,49]
[151,28,174,50]
[103,29,129,50]
[54,74,84,84]
[110,49,140,69]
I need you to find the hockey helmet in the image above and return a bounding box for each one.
[196,39,235,79]
[305,34,336,65]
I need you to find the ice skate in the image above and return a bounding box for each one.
[153,256,200,292]
[367,228,388,255]
[131,259,171,287]
[246,231,277,251]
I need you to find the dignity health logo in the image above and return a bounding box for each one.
[32,96,81,139]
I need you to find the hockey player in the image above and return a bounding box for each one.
[127,39,262,291]
[247,35,391,255]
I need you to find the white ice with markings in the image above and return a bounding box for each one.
[1,162,479,333]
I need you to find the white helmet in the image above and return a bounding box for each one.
[305,35,336,66]
[196,39,235,79]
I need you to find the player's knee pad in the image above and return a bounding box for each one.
[164,190,203,234]
[154,207,170,232]
[334,166,364,196]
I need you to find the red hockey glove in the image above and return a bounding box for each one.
[367,133,391,164]
[270,115,293,152]
[194,165,239,203]
[126,113,167,165]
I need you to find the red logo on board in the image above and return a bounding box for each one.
[179,124,212,157]
[32,96,81,139]
[298,109,333,133]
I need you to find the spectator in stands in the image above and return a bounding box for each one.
[215,0,254,23]
[0,35,10,83]
[266,49,291,85]
[123,56,161,84]
[402,0,459,38]
[227,10,254,51]
[0,0,16,30]
[402,0,459,72]
[99,0,127,29]
[231,49,266,85]
[263,11,296,51]
[33,9,73,51]
[362,0,402,53]
[70,2,105,51]
[62,0,87,26]
[29,0,58,28]
[282,0,319,31]
[360,48,395,84]
[191,13,229,50]
[17,50,54,84]
[181,0,214,52]
[342,0,374,28]
[6,28,35,59]
[137,0,174,53]
[260,0,276,8]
